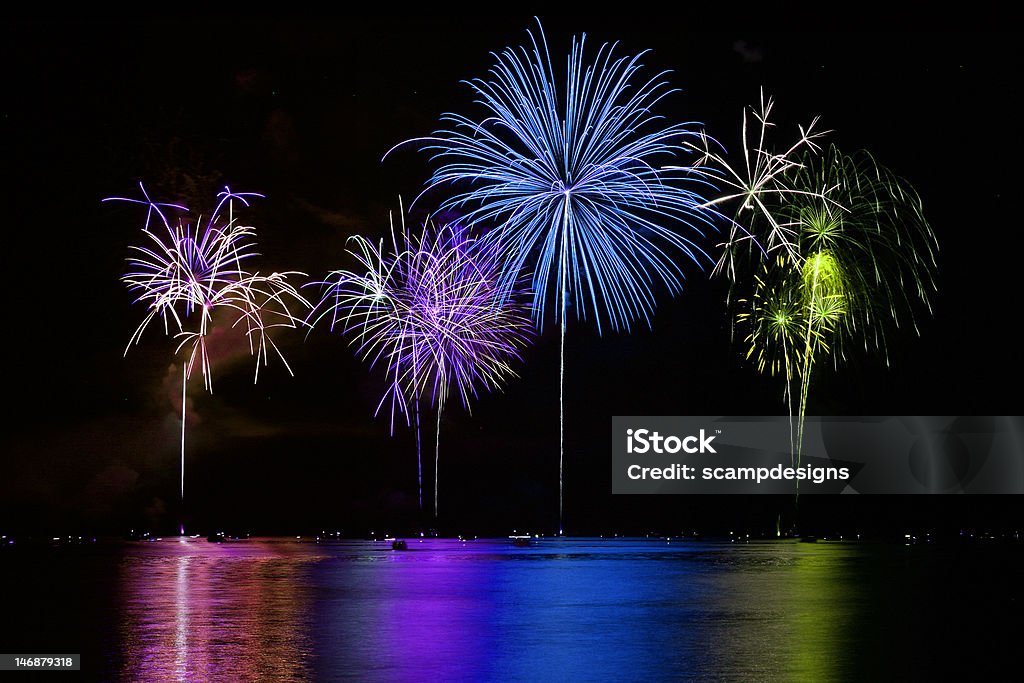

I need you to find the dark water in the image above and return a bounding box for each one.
[1,538,1020,681]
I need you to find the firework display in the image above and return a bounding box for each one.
[398,22,716,532]
[309,208,533,517]
[114,185,309,511]
[107,27,939,531]
[704,99,939,467]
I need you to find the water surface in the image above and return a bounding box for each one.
[2,538,1018,681]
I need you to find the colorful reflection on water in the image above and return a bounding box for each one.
[4,537,1015,680]
[111,538,866,681]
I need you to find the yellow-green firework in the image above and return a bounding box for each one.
[732,143,937,469]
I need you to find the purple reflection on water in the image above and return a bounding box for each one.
[313,539,495,681]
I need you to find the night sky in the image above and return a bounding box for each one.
[3,19,1021,537]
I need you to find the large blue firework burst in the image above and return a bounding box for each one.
[395,21,717,532]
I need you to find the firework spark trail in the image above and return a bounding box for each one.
[393,20,716,533]
[680,89,837,289]
[112,183,310,525]
[696,92,835,472]
[309,208,533,520]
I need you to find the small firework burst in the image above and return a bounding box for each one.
[112,183,309,508]
[310,207,532,517]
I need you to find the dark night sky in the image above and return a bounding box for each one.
[2,18,1021,536]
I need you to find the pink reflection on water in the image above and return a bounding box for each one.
[173,554,188,679]
[118,538,319,682]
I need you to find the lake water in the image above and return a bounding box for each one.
[1,537,1019,681]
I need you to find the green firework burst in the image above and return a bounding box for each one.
[727,137,938,469]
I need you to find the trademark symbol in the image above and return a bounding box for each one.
[716,430,722,434]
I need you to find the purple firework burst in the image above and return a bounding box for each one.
[310,208,533,518]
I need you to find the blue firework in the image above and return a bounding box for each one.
[398,23,717,333]
[395,21,718,533]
